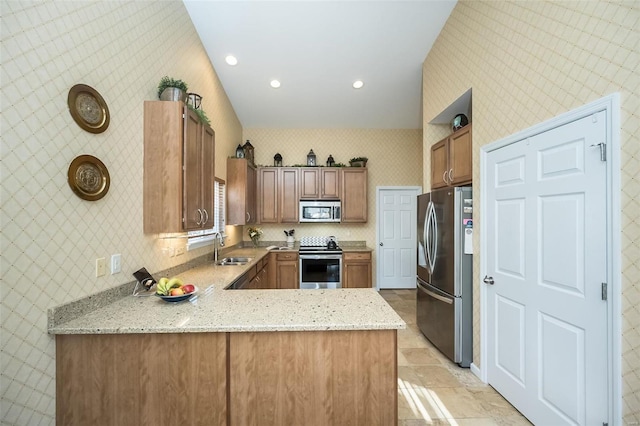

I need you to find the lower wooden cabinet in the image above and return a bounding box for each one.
[270,251,299,289]
[57,329,397,426]
[343,251,372,288]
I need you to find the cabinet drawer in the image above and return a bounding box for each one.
[276,252,298,261]
[343,252,371,261]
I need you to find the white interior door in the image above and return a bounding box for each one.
[484,112,609,425]
[376,187,420,289]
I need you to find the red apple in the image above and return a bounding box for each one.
[182,284,195,294]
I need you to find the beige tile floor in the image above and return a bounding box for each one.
[380,289,532,426]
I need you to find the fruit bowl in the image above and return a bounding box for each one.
[156,286,198,303]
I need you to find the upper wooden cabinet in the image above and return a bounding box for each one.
[227,158,257,225]
[143,101,215,233]
[300,168,341,199]
[341,168,368,222]
[431,124,472,189]
[258,167,299,224]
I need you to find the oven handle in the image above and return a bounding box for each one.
[299,254,343,260]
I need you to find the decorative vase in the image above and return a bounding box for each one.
[287,235,294,248]
[160,87,187,102]
[251,236,260,248]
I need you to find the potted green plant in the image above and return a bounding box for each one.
[157,76,188,102]
[349,157,368,167]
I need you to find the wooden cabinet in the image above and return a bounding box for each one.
[431,124,472,189]
[143,101,215,233]
[343,251,372,288]
[341,168,368,222]
[258,167,299,223]
[300,168,341,199]
[248,257,272,289]
[272,251,298,289]
[227,158,257,225]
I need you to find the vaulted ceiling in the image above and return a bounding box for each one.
[184,1,457,129]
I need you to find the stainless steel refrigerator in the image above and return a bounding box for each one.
[417,186,473,367]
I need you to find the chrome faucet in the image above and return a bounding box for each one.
[213,232,225,262]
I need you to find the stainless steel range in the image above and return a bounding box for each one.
[299,236,342,289]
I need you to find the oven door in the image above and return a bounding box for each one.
[299,254,342,289]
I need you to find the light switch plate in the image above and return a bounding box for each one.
[110,254,122,274]
[96,258,106,277]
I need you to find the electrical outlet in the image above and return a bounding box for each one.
[176,246,185,256]
[110,254,122,275]
[96,258,106,277]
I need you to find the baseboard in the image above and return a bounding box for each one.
[470,362,485,383]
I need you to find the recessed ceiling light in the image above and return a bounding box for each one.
[270,80,281,89]
[225,55,238,66]
[353,80,364,89]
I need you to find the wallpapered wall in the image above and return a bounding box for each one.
[422,1,638,422]
[242,127,424,287]
[0,1,242,424]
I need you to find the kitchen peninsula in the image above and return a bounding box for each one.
[49,248,404,426]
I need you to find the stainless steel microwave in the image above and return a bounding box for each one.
[299,200,341,223]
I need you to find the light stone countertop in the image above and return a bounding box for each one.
[48,248,404,335]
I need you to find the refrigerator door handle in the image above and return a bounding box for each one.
[417,281,453,304]
[428,201,437,274]
[424,201,432,274]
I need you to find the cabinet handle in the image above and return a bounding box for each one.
[442,171,448,184]
[196,209,203,225]
[448,169,453,183]
[202,209,209,225]
[246,212,251,222]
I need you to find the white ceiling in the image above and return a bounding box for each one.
[183,1,457,129]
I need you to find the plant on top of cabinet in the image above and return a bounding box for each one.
[349,157,368,167]
[157,76,188,102]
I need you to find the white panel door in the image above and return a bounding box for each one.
[485,112,609,425]
[377,187,419,289]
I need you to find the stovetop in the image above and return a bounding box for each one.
[299,236,342,253]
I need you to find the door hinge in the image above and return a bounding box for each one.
[601,282,608,301]
[590,142,606,161]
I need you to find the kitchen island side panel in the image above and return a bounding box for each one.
[56,333,227,426]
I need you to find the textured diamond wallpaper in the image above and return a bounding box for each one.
[0,1,242,424]
[422,1,639,422]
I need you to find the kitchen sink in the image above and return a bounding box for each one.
[216,257,253,266]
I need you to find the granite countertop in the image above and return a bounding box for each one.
[48,247,404,335]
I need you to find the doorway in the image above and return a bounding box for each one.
[480,94,620,425]
[376,186,421,290]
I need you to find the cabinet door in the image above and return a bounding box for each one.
[259,168,278,223]
[299,168,319,199]
[343,252,372,288]
[276,252,299,289]
[449,125,472,186]
[201,124,215,228]
[430,138,448,189]
[320,168,341,199]
[341,169,368,222]
[183,108,203,230]
[280,168,299,222]
[227,158,256,225]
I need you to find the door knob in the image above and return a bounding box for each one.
[379,242,383,246]
[483,275,494,285]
